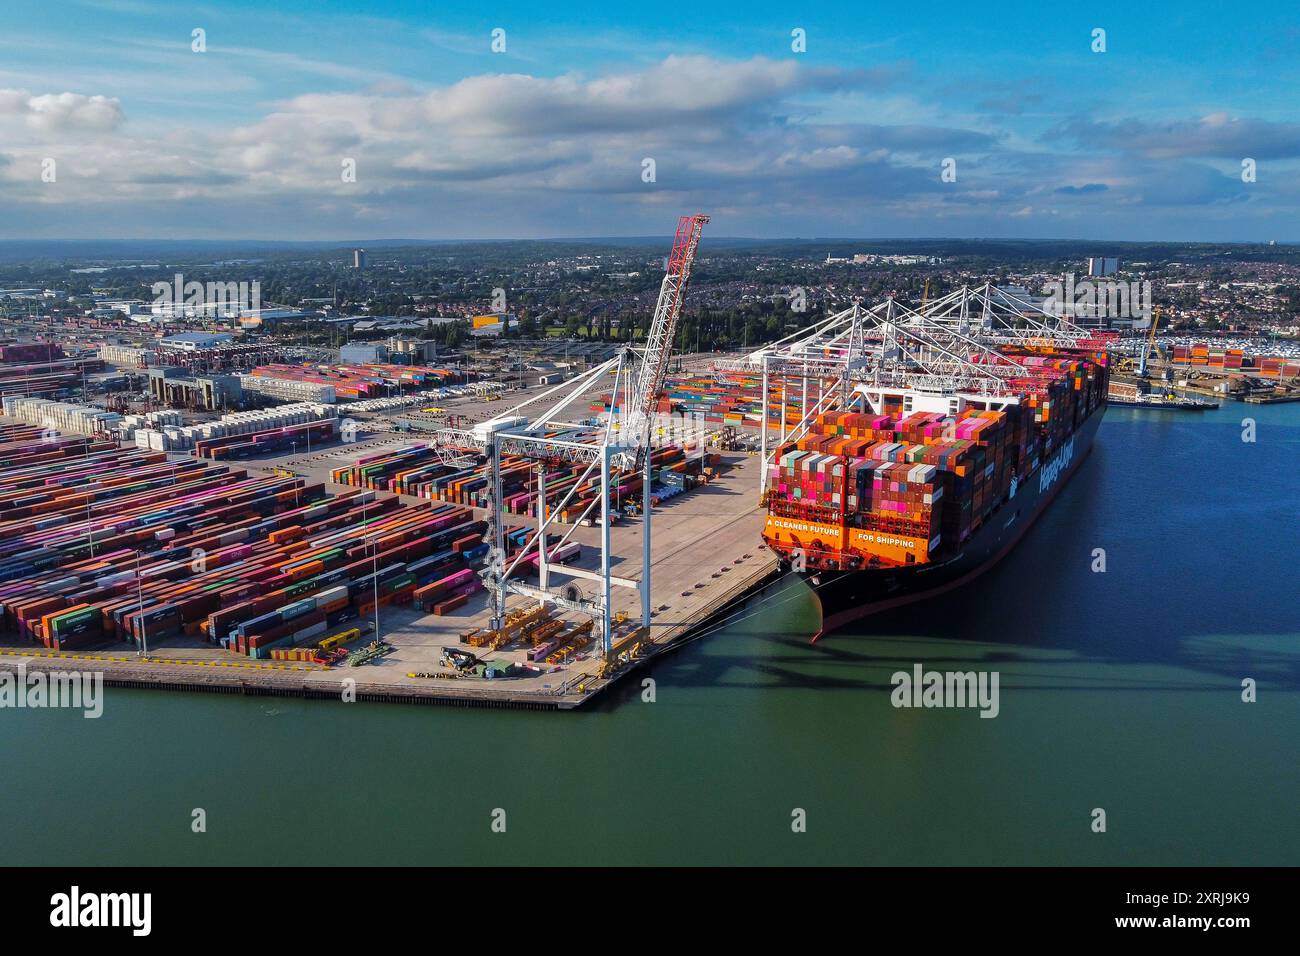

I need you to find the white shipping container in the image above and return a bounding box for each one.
[313,585,350,606]
[294,620,328,641]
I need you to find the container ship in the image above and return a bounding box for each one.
[760,340,1110,640]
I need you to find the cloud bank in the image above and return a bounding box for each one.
[0,54,1293,240]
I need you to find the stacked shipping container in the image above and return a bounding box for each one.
[0,343,64,363]
[764,350,1107,567]
[590,372,826,430]
[329,441,718,520]
[0,431,495,657]
[1170,344,1300,378]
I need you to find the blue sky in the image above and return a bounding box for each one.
[1,0,1297,240]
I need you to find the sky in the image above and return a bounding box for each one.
[0,0,1298,242]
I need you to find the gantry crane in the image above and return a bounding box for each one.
[432,215,709,656]
[715,282,1112,494]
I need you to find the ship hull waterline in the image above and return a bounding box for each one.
[796,403,1106,644]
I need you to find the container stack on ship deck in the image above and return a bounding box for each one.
[762,348,1108,577]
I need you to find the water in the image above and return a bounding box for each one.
[4,402,1297,865]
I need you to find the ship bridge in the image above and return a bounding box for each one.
[850,382,1025,418]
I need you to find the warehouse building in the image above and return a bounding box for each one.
[340,341,389,363]
[159,332,236,352]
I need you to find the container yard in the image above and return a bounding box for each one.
[590,371,826,430]
[98,343,158,367]
[0,342,65,364]
[244,362,474,401]
[0,226,1144,712]
[328,439,724,520]
[0,281,1123,707]
[1169,343,1300,377]
[0,410,777,709]
[0,215,793,710]
[1,396,125,436]
[238,374,336,404]
[0,355,106,400]
[132,403,338,453]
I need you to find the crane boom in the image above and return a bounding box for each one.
[428,213,709,652]
[622,214,708,457]
[1137,305,1163,377]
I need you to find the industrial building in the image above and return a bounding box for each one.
[470,314,511,337]
[94,299,149,316]
[348,316,463,334]
[340,341,389,364]
[387,337,438,363]
[159,332,236,352]
[147,367,242,410]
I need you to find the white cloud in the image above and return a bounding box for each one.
[2,54,1293,240]
[0,89,124,131]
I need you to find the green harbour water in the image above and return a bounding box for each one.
[3,402,1297,866]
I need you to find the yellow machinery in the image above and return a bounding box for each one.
[1116,306,1168,380]
[1137,306,1165,376]
[599,626,648,677]
[467,604,553,650]
[545,620,594,664]
[319,627,361,651]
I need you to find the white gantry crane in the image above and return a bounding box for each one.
[716,282,1113,494]
[433,214,709,656]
